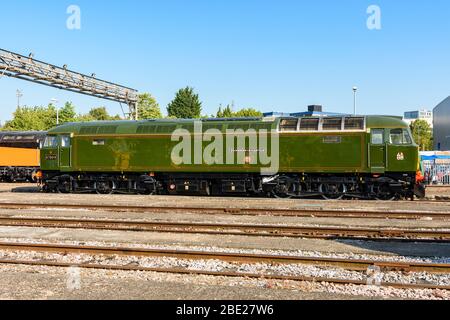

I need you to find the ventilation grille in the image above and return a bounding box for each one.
[80,126,118,135]
[136,125,177,134]
[299,118,320,131]
[80,127,98,134]
[322,118,343,131]
[136,125,157,134]
[345,117,365,130]
[226,123,272,131]
[279,119,298,132]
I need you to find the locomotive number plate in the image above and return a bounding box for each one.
[45,154,57,161]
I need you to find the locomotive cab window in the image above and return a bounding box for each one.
[43,136,58,148]
[389,129,412,145]
[61,136,71,148]
[371,129,384,145]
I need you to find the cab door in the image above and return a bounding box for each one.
[40,135,59,171]
[59,135,72,169]
[369,129,386,173]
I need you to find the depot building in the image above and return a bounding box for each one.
[434,96,450,151]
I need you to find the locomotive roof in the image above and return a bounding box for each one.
[0,131,47,136]
[47,115,408,134]
[0,131,46,147]
[0,131,47,139]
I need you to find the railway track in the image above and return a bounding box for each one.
[0,202,450,220]
[1,258,449,291]
[0,216,449,242]
[0,241,449,291]
[1,241,449,273]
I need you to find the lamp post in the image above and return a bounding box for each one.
[352,87,358,115]
[50,98,59,125]
[16,89,23,108]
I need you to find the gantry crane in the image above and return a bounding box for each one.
[0,48,139,120]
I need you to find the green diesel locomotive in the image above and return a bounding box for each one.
[39,115,425,200]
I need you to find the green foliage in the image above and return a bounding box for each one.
[234,108,263,118]
[75,113,95,122]
[3,105,57,131]
[215,104,263,118]
[216,105,234,118]
[138,93,162,119]
[410,119,433,151]
[88,107,111,121]
[167,87,202,119]
[59,102,77,124]
[78,107,121,121]
[3,103,123,131]
[3,94,263,132]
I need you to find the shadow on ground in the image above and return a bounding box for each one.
[337,239,450,258]
[10,187,40,193]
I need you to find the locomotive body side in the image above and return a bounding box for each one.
[39,115,422,199]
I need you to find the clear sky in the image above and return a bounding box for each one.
[0,0,449,123]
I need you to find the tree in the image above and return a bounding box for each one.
[138,93,162,119]
[3,105,57,131]
[75,113,95,122]
[88,107,112,121]
[59,102,77,124]
[167,87,202,119]
[216,104,234,118]
[410,119,433,151]
[2,103,124,131]
[234,108,263,118]
[215,105,263,118]
[44,104,58,128]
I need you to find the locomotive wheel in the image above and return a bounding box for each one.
[137,183,156,195]
[319,183,346,200]
[137,188,153,195]
[95,180,115,195]
[57,176,73,194]
[272,176,298,199]
[371,184,395,201]
[137,176,157,195]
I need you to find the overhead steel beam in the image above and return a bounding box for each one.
[0,48,139,119]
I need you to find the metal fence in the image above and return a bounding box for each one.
[422,160,450,185]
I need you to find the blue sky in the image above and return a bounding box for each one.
[0,0,449,123]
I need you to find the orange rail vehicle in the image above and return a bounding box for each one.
[0,132,46,182]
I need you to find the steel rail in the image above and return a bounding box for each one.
[0,258,448,291]
[0,202,449,220]
[0,216,449,242]
[418,199,450,204]
[0,242,449,274]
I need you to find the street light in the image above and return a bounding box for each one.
[50,98,59,125]
[352,87,358,115]
[16,89,23,108]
